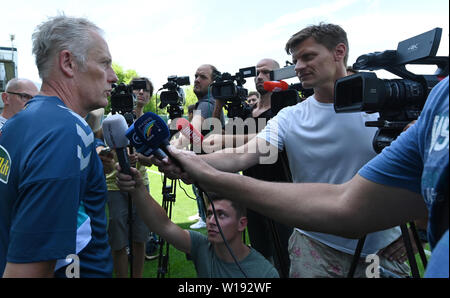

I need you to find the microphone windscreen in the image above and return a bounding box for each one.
[263,80,289,92]
[102,114,130,149]
[131,112,170,149]
[176,117,204,145]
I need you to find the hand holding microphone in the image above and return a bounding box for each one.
[125,112,188,180]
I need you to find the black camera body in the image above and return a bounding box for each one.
[159,75,190,120]
[110,80,147,125]
[210,67,256,118]
[334,28,449,153]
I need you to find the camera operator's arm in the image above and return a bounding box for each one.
[115,165,192,254]
[203,133,257,152]
[147,135,268,182]
[166,146,427,239]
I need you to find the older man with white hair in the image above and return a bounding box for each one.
[0,15,118,278]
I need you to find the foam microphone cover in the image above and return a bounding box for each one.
[102,114,131,175]
[133,112,170,149]
[102,114,130,149]
[128,112,178,163]
[176,117,204,145]
[263,80,289,92]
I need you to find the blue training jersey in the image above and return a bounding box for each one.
[0,96,112,277]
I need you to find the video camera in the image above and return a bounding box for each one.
[268,63,314,115]
[334,27,449,153]
[210,66,256,118]
[158,75,190,120]
[110,80,147,125]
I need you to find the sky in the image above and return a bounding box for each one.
[1,0,449,91]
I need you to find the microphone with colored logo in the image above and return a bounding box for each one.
[102,114,132,175]
[176,117,204,146]
[263,80,289,92]
[126,112,182,167]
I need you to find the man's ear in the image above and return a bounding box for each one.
[334,42,347,63]
[1,92,8,105]
[59,50,76,78]
[238,216,248,233]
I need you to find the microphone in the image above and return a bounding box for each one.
[176,118,204,146]
[263,80,289,92]
[126,112,183,167]
[102,114,132,175]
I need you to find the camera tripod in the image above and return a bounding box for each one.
[156,175,177,278]
[348,222,428,278]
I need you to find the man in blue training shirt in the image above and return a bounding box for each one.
[154,76,449,278]
[0,15,118,277]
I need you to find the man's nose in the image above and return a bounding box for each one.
[109,68,118,84]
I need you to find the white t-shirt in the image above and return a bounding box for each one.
[257,96,401,255]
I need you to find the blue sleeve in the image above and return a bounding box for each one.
[95,138,106,149]
[425,230,449,278]
[358,120,423,194]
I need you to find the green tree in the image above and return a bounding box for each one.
[184,86,198,113]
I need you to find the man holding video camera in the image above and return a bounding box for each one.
[151,23,411,277]
[171,64,225,230]
[204,58,293,277]
[100,76,155,277]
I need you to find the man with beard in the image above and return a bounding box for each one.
[203,59,293,278]
[169,64,225,229]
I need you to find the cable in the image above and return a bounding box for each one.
[197,185,248,278]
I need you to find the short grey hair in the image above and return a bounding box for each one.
[5,78,36,92]
[32,15,103,80]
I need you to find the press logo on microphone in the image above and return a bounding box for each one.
[144,120,156,138]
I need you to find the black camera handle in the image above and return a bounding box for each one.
[347,222,428,278]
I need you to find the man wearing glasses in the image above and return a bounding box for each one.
[1,78,39,129]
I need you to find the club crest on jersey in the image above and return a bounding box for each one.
[0,145,11,184]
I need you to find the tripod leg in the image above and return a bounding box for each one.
[409,222,428,268]
[400,224,420,278]
[128,193,134,278]
[268,219,289,278]
[157,175,176,278]
[347,235,366,278]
